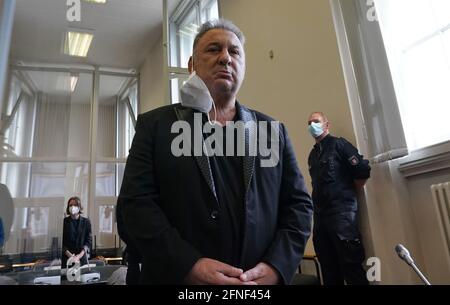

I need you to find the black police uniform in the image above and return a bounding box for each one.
[308,134,371,285]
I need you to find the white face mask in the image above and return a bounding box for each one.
[180,71,217,124]
[70,206,80,215]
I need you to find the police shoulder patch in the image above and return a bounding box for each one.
[348,155,359,166]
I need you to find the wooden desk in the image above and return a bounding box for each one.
[104,257,122,264]
[13,262,35,269]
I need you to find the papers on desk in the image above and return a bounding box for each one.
[80,273,101,283]
[44,265,61,271]
[33,275,61,285]
[81,263,97,269]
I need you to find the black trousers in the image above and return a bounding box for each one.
[313,212,369,285]
[124,246,142,285]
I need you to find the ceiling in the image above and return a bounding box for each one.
[9,0,182,101]
[21,70,133,105]
[10,0,170,70]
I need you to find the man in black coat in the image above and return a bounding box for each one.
[117,19,313,285]
[116,197,142,285]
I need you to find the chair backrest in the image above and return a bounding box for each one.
[33,261,52,272]
[291,255,322,285]
[107,266,127,285]
[88,259,106,267]
[0,275,17,285]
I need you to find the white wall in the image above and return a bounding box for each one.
[139,35,166,114]
[360,160,420,284]
[357,147,450,284]
[396,144,450,284]
[407,172,450,284]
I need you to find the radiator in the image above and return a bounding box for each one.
[430,182,450,256]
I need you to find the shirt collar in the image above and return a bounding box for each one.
[314,134,331,152]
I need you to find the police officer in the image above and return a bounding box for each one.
[307,112,370,285]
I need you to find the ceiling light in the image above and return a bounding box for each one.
[55,75,79,93]
[64,31,93,57]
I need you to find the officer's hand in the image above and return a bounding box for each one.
[184,258,257,285]
[240,262,280,285]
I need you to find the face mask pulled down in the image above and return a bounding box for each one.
[180,71,217,125]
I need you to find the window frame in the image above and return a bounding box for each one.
[0,64,139,254]
[329,0,408,164]
[163,0,219,104]
[330,0,450,166]
[373,0,450,151]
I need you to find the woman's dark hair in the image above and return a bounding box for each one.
[66,196,83,215]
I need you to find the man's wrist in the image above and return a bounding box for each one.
[262,261,281,284]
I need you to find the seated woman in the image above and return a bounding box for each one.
[62,196,92,268]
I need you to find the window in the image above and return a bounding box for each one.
[0,0,147,259]
[123,81,138,155]
[0,66,137,255]
[98,205,114,234]
[200,0,219,23]
[167,0,219,104]
[374,0,450,150]
[176,8,199,69]
[1,74,35,159]
[330,0,408,161]
[29,207,49,237]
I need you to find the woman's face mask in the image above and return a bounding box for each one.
[308,122,325,138]
[70,206,80,215]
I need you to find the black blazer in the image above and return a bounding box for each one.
[118,102,313,284]
[62,216,92,267]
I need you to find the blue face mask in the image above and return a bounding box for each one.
[308,122,324,138]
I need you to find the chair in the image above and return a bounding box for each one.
[106,266,127,285]
[85,265,122,281]
[0,275,17,285]
[89,258,106,266]
[33,260,51,272]
[291,254,322,285]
